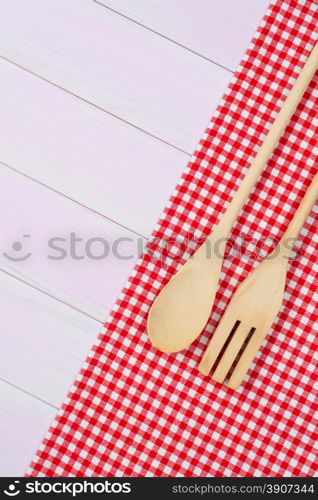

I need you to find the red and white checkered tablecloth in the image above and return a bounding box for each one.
[27,0,318,477]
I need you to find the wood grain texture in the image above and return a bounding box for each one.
[0,271,100,407]
[0,59,187,237]
[96,0,269,71]
[0,165,144,321]
[0,381,56,476]
[0,0,231,152]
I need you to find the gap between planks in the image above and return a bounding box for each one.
[92,0,234,73]
[0,55,191,157]
[1,159,148,240]
[0,266,103,324]
[0,376,59,410]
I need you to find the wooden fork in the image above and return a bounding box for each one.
[199,172,318,389]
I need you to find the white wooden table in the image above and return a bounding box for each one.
[0,0,269,476]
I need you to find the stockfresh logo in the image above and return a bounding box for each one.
[4,481,20,496]
[3,480,131,497]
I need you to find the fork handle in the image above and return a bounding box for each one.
[216,40,318,233]
[282,172,318,250]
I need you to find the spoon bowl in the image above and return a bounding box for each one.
[147,238,223,352]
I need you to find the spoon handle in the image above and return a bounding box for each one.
[214,40,318,234]
[281,171,318,246]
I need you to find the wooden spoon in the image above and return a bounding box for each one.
[147,41,318,353]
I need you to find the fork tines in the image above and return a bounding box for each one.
[198,317,258,389]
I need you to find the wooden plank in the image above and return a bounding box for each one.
[0,380,56,476]
[97,0,269,71]
[0,0,231,152]
[0,271,100,407]
[0,165,145,321]
[0,59,187,236]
